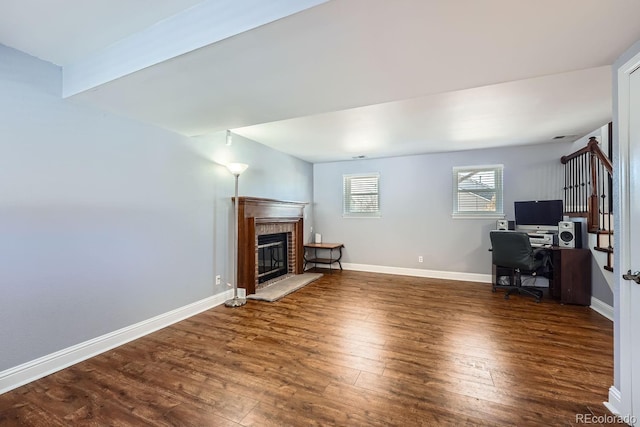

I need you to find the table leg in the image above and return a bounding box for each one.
[329,248,333,271]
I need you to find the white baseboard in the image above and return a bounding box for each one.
[604,386,622,416]
[341,262,491,283]
[604,386,637,425]
[0,289,233,395]
[590,297,614,321]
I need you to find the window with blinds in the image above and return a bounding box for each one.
[343,173,381,217]
[452,165,503,218]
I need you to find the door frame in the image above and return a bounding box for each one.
[608,46,640,421]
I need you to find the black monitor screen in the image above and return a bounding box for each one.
[514,200,563,231]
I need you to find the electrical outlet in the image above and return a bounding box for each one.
[418,256,424,263]
[215,275,221,285]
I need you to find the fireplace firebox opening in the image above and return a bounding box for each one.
[257,233,288,284]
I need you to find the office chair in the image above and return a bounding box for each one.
[489,230,550,303]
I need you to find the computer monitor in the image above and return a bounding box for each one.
[514,199,563,233]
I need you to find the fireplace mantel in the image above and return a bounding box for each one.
[234,197,307,295]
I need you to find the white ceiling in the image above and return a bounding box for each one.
[2,0,640,163]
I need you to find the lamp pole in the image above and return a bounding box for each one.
[225,163,248,307]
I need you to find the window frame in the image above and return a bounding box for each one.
[343,173,381,218]
[452,164,504,219]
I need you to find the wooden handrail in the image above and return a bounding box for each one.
[561,137,612,174]
[560,131,614,270]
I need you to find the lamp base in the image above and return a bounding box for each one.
[224,297,247,307]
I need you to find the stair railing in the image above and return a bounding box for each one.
[560,136,613,235]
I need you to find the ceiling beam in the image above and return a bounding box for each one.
[62,0,328,98]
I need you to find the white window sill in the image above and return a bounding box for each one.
[452,215,505,220]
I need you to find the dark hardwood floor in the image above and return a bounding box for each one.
[0,270,615,426]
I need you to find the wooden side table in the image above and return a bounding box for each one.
[304,243,344,270]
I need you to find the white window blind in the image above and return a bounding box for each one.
[343,173,380,217]
[452,165,503,217]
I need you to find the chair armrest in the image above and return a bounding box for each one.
[532,248,553,271]
[532,248,547,258]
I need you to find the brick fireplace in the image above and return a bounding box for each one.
[234,197,306,295]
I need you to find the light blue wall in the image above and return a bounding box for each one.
[313,136,598,276]
[591,260,613,305]
[0,45,313,371]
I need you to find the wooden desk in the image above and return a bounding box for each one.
[490,246,592,306]
[304,243,344,270]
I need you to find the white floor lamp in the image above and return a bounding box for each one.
[225,162,249,307]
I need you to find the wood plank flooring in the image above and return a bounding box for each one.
[0,270,615,426]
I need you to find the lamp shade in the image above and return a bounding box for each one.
[226,163,248,176]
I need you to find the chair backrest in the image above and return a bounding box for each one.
[490,230,538,271]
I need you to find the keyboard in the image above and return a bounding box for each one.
[531,243,551,248]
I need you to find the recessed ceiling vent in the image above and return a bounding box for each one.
[552,134,579,141]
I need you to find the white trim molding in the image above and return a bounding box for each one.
[342,262,491,283]
[604,386,623,417]
[613,41,640,421]
[605,386,638,425]
[0,290,232,395]
[590,297,614,321]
